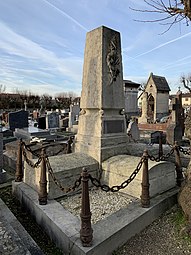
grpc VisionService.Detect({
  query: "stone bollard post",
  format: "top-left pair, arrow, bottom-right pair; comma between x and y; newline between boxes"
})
15,139 -> 23,182
80,167 -> 93,247
174,141 -> 184,187
38,148 -> 47,205
158,133 -> 163,158
141,150 -> 150,208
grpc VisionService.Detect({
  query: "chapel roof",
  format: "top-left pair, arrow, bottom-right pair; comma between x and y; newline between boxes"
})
149,72 -> 171,92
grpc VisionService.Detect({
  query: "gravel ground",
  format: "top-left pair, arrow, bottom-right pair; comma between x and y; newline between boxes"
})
1,184 -> 191,255
59,188 -> 136,224
59,189 -> 191,255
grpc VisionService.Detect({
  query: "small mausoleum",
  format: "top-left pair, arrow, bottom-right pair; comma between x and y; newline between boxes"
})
139,72 -> 171,123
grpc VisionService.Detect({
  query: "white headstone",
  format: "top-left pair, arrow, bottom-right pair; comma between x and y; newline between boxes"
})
127,120 -> 140,141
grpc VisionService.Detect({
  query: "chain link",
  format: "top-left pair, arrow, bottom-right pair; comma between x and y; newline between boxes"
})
21,142 -> 42,168
22,141 -> 41,158
45,156 -> 82,193
178,146 -> 191,155
148,147 -> 174,162
89,156 -> 145,192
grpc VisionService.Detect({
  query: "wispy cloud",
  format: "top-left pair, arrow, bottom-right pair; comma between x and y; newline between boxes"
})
41,0 -> 88,32
0,22 -> 83,82
161,55 -> 191,71
134,31 -> 191,58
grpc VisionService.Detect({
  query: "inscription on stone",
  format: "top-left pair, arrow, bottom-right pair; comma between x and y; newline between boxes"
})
104,120 -> 124,134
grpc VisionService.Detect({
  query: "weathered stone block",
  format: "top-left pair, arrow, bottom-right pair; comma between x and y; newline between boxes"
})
24,152 -> 99,199
102,155 -> 176,198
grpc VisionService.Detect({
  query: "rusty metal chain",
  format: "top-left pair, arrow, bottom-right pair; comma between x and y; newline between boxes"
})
89,156 -> 146,193
178,146 -> 191,155
167,142 -> 173,148
21,143 -> 42,168
148,147 -> 174,162
45,156 -> 82,193
22,141 -> 41,157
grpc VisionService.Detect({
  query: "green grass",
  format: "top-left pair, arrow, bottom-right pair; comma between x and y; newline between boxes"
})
172,206 -> 191,243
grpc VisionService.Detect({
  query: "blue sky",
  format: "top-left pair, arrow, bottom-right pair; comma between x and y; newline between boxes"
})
0,0 -> 190,96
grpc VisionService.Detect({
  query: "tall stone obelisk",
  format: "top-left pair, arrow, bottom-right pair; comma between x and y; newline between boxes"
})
75,26 -> 128,164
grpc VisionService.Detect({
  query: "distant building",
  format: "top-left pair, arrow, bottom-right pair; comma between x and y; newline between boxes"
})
123,80 -> 140,120
170,92 -> 191,113
139,72 -> 171,123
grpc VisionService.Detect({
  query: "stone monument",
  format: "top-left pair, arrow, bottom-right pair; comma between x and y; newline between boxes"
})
75,26 -> 128,164
166,91 -> 183,144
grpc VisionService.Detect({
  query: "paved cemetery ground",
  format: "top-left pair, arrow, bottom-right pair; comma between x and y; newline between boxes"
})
1,181 -> 191,255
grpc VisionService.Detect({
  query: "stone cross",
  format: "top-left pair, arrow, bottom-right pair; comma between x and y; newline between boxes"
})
24,100 -> 27,111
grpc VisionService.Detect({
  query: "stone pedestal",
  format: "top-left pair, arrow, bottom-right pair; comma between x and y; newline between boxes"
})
166,124 -> 182,145
75,26 -> 128,164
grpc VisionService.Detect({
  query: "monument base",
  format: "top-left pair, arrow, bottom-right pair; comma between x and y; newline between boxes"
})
75,134 -> 129,163
75,109 -> 129,164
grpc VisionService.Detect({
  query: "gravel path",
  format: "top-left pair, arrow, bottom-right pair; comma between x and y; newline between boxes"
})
114,205 -> 191,255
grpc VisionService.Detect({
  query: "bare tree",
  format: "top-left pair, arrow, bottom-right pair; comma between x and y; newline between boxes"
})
138,81 -> 147,92
180,73 -> 191,92
0,84 -> 6,93
131,0 -> 191,32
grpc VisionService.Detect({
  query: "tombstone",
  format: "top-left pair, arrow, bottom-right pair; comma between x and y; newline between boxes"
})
166,92 -> 183,145
127,119 -> 140,141
33,110 -> 39,120
150,131 -> 166,144
8,110 -> 29,131
0,133 -> 6,183
46,112 -> 59,129
14,126 -> 51,140
2,112 -> 9,124
24,100 -> 27,111
138,92 -> 148,124
68,103 -> 80,128
38,116 -> 46,129
75,26 -> 128,164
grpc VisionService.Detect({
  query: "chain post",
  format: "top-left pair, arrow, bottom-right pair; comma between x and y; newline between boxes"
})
15,138 -> 23,182
174,141 -> 184,187
80,167 -> 93,247
158,132 -> 163,158
66,136 -> 73,154
141,150 -> 150,208
38,148 -> 47,205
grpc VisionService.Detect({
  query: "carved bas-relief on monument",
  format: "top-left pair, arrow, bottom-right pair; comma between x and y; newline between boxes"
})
106,35 -> 120,85
74,26 -> 129,164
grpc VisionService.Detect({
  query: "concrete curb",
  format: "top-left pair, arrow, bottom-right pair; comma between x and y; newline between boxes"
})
0,198 -> 45,255
12,181 -> 178,255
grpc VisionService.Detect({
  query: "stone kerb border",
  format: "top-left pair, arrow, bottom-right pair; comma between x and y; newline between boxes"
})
12,181 -> 178,255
